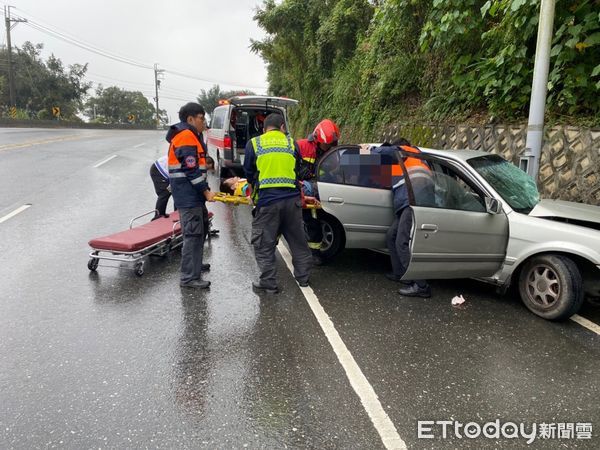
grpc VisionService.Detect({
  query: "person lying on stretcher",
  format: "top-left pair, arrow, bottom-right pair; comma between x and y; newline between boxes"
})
219,177 -> 320,208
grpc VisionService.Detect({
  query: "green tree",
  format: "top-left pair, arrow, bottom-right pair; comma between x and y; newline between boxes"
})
253,0 -> 599,141
252,0 -> 373,136
197,84 -> 255,115
85,85 -> 160,125
0,41 -> 90,119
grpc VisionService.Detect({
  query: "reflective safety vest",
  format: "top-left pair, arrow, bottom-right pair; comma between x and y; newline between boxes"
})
390,145 -> 432,213
167,126 -> 209,208
251,130 -> 297,190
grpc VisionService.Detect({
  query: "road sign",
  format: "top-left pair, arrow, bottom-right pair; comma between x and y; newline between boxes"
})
128,114 -> 135,123
52,106 -> 60,117
9,106 -> 17,118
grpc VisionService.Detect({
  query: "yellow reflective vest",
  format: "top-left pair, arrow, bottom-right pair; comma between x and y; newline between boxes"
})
251,130 -> 297,190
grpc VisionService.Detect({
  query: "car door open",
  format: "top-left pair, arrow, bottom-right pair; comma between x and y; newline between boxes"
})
401,155 -> 509,280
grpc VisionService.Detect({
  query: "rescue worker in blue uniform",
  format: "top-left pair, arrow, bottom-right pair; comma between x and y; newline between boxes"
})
243,113 -> 312,293
373,139 -> 434,298
167,102 -> 215,289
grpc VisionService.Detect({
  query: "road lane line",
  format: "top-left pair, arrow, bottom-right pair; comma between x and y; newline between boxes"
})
0,204 -> 32,224
571,314 -> 600,336
277,242 -> 406,450
133,143 -> 145,148
0,134 -> 102,152
93,154 -> 117,168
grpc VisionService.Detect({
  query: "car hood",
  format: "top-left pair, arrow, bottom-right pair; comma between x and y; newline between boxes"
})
529,199 -> 600,225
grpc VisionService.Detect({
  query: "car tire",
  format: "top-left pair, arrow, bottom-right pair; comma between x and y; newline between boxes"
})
518,254 -> 584,320
318,213 -> 345,260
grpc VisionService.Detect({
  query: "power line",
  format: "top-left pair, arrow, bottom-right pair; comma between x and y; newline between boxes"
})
9,6 -> 268,90
20,19 -> 153,69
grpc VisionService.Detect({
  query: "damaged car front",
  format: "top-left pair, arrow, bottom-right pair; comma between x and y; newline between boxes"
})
468,153 -> 600,320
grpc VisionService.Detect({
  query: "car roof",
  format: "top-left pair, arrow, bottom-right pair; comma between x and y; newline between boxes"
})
229,95 -> 299,108
418,147 -> 491,162
360,144 -> 492,162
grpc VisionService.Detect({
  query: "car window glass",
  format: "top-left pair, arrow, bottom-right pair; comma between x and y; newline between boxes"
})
210,107 -> 226,129
468,154 -> 539,213
318,151 -> 343,184
338,148 -> 392,189
419,160 -> 486,212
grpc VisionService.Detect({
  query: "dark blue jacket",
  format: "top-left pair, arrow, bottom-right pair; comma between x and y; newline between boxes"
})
372,145 -> 410,214
166,122 -> 209,209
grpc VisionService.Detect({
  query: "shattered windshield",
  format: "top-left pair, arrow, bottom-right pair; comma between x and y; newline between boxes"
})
468,154 -> 540,213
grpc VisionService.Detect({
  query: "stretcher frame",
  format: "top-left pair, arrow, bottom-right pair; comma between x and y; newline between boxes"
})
87,210 -> 184,276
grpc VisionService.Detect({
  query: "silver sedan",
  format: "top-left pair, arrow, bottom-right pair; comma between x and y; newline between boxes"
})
312,145 -> 600,321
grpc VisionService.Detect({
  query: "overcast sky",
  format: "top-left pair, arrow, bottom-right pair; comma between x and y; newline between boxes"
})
2,0 -> 269,122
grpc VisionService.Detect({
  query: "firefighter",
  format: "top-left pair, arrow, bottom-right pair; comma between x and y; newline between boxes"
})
167,102 -> 216,289
297,119 -> 340,265
374,139 -> 434,298
244,113 -> 312,293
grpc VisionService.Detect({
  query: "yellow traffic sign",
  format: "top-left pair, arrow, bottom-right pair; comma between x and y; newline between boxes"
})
127,114 -> 135,123
9,106 -> 17,118
52,106 -> 60,117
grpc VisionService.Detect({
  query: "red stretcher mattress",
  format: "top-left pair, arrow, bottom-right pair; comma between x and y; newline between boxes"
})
89,212 -> 182,252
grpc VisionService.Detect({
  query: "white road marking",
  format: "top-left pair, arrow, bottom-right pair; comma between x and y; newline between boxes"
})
0,134 -> 101,152
277,242 -> 407,450
93,154 -> 117,168
571,314 -> 600,336
0,204 -> 32,224
133,143 -> 145,148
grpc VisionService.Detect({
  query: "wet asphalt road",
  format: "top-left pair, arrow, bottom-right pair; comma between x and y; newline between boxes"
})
1,128 -> 599,449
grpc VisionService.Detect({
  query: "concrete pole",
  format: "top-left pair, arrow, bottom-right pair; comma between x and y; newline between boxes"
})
4,6 -> 16,107
523,0 -> 555,182
154,63 -> 161,128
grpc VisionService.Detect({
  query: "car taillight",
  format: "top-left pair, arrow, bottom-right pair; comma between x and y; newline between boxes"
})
224,135 -> 232,149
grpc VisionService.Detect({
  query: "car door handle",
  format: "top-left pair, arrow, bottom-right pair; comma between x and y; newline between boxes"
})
420,224 -> 438,232
328,197 -> 344,204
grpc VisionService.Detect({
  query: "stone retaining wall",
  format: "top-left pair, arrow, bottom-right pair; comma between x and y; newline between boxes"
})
382,124 -> 600,206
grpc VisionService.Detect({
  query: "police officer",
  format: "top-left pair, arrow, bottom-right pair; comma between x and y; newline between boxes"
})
244,113 -> 312,293
167,102 -> 215,289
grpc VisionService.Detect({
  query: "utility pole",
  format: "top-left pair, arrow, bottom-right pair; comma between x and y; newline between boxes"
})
4,5 -> 27,107
522,0 -> 555,182
153,63 -> 164,128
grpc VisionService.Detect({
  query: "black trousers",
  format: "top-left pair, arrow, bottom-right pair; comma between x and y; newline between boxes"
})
386,207 -> 428,288
150,164 -> 171,217
251,197 -> 312,288
179,207 -> 206,283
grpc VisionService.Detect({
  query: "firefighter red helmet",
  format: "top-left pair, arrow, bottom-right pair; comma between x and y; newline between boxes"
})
313,119 -> 340,145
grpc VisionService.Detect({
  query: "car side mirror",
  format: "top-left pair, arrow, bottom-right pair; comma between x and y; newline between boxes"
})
485,197 -> 502,215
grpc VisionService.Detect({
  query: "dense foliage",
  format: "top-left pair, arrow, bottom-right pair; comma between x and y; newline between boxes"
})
252,0 -> 600,140
84,85 -> 163,125
0,42 -> 90,120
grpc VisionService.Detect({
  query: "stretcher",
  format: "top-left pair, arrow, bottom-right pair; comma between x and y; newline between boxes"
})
214,192 -> 251,205
213,192 -> 322,209
87,209 -> 215,276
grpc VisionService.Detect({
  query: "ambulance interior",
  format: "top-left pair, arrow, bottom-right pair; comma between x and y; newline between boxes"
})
225,107 -> 284,177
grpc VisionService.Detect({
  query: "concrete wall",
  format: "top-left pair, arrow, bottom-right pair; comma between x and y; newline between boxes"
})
381,124 -> 600,206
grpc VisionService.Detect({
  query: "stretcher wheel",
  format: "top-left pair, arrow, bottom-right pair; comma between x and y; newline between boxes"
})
87,257 -> 99,271
134,262 -> 144,277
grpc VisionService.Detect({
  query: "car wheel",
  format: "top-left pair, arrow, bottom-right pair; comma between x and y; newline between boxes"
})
518,254 -> 584,320
318,213 -> 345,260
